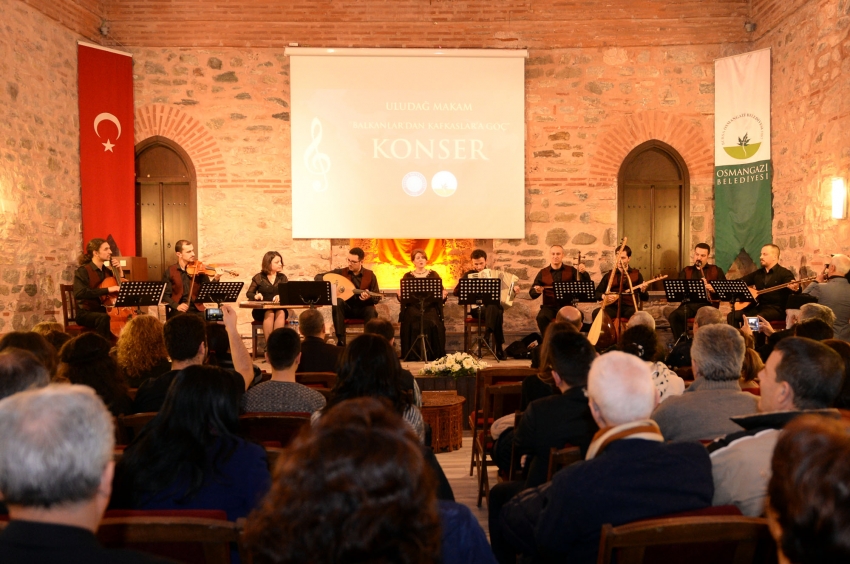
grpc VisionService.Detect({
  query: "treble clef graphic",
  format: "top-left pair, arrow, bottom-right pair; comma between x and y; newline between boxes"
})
304,118 -> 331,192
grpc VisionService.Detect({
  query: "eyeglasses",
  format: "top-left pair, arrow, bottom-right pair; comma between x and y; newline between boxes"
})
347,259 -> 361,264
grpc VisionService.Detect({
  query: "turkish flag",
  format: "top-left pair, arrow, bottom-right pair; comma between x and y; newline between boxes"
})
78,42 -> 135,256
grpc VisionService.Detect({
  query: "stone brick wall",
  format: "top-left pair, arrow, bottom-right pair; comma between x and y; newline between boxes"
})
0,1 -> 85,331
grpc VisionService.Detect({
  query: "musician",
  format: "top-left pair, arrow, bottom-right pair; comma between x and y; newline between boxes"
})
802,253 -> 850,341
162,239 -> 220,320
666,243 -> 727,340
400,249 -> 448,360
592,245 -> 649,322
246,251 -> 289,340
319,247 -> 381,347
453,249 -> 520,360
530,245 -> 591,335
73,238 -> 120,339
727,243 -> 799,327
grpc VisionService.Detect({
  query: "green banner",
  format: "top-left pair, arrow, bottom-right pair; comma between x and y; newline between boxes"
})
714,160 -> 773,271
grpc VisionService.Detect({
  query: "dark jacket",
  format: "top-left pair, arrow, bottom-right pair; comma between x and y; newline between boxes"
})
500,439 -> 713,563
296,336 -> 343,373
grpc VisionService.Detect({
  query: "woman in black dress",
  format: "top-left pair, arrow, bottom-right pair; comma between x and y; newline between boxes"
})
399,248 -> 448,360
246,251 -> 288,338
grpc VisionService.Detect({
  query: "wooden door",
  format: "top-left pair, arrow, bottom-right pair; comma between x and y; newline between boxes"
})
618,141 -> 689,286
135,139 -> 197,281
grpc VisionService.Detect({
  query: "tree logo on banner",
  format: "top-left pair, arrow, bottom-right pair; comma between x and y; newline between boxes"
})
720,112 -> 764,160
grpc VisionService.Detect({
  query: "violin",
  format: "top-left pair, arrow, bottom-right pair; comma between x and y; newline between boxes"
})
186,261 -> 239,277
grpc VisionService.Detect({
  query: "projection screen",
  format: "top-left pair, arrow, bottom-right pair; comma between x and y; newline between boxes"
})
286,48 -> 528,239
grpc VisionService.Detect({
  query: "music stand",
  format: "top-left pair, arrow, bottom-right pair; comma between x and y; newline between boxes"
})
554,281 -> 596,307
457,278 -> 501,361
663,279 -> 710,346
197,282 -> 244,308
116,281 -> 168,315
400,278 -> 443,362
710,280 -> 754,320
278,281 -> 333,308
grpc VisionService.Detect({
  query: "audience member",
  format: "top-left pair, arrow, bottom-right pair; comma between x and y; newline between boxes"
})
365,318 -> 422,407
529,307 -> 581,369
57,333 -> 134,417
0,349 -> 50,400
626,310 -> 656,331
739,347 -> 764,391
767,415 -> 850,564
296,308 -> 342,373
749,302 -> 836,361
652,324 -> 757,442
801,252 -> 850,341
30,321 -> 64,335
823,339 -> 850,409
133,306 -> 253,413
793,318 -> 834,341
497,352 -> 713,564
525,321 -> 573,401
116,314 -> 171,388
43,330 -> 71,355
112,365 -> 270,525
0,331 -> 58,376
666,305 -> 725,368
245,398 -> 493,564
619,324 -> 685,402
206,322 -> 261,385
242,327 -> 326,414
0,385 -> 167,563
709,337 -> 844,516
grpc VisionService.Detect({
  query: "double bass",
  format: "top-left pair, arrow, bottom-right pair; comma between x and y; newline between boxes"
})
98,260 -> 135,338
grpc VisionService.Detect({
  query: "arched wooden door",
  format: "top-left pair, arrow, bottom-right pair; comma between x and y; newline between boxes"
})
135,137 -> 197,282
617,140 -> 690,284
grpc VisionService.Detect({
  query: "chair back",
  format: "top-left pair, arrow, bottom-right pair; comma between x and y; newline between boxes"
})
480,382 -> 523,441
597,515 -> 776,564
295,371 -> 337,390
546,444 -> 583,481
116,412 -> 158,445
238,413 -> 311,448
97,511 -> 242,564
59,283 -> 81,330
470,367 -> 537,431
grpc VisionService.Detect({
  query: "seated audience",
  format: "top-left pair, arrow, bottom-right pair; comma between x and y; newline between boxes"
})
525,321 -> 574,401
767,415 -> 850,564
206,322 -> 261,385
116,314 -> 171,388
43,330 -> 71,354
709,337 -> 844,516
666,305 -> 725,368
364,317 -> 421,407
134,306 -> 253,413
626,310 -> 656,331
0,331 -> 58,376
0,349 -> 50,400
739,347 -> 764,391
0,385 -> 167,563
801,252 -> 850,341
793,318 -> 834,341
242,327 -> 326,414
57,333 -> 134,417
112,365 -> 271,524
296,308 -> 342,373
30,321 -> 64,335
497,352 -> 713,564
619,324 -> 685,402
823,339 -> 850,409
652,324 -> 757,442
749,302 -> 836,361
244,397 -> 494,564
530,306 -> 581,368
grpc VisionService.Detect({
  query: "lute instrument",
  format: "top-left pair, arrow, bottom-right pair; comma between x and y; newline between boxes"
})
733,276 -> 815,310
322,273 -> 398,301
603,274 -> 669,305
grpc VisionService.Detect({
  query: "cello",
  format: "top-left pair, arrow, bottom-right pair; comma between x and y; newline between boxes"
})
98,260 -> 135,338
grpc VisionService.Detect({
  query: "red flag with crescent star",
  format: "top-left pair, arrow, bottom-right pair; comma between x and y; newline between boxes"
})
77,42 -> 135,256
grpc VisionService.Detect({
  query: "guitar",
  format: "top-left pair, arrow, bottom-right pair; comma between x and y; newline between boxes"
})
733,276 -> 816,311
322,273 -> 398,301
602,274 -> 669,305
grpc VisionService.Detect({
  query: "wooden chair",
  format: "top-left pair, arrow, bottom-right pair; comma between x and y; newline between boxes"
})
116,412 -> 158,445
475,382 -> 523,507
97,513 -> 244,564
546,444 -> 583,481
596,515 -> 775,564
59,283 -> 88,336
469,367 -> 538,476
463,305 -> 494,354
295,371 -> 337,390
264,445 -> 285,469
238,412 -> 311,448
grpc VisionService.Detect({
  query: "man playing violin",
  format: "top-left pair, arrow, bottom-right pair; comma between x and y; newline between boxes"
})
530,245 -> 591,335
667,243 -> 727,340
727,243 -> 799,327
162,240 -> 221,320
73,238 -> 121,339
318,247 -> 381,347
592,245 -> 649,322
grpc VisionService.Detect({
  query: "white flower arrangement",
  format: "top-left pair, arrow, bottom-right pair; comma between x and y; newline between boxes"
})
419,352 -> 488,378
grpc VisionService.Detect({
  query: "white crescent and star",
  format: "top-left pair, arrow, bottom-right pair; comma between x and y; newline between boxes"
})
94,113 -> 121,153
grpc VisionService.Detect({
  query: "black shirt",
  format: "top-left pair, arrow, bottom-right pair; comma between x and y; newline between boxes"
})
246,272 -> 288,301
739,264 -> 796,309
329,267 -> 381,304
529,265 -> 591,307
161,265 -> 211,309
73,262 -> 113,312
595,268 -> 648,302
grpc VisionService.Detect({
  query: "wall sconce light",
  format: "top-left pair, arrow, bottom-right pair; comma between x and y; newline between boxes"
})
832,177 -> 847,219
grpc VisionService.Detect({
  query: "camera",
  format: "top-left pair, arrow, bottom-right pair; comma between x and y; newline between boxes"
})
205,307 -> 224,322
746,316 -> 759,332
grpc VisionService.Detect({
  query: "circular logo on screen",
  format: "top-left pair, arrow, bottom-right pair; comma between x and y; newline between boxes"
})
431,171 -> 457,197
402,172 -> 427,197
720,113 -> 764,160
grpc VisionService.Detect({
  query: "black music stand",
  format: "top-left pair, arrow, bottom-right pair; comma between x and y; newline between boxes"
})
457,278 -> 501,361
278,281 -> 333,308
115,281 -> 168,315
663,279 -> 710,346
197,282 -> 244,308
400,278 -> 443,362
554,281 -> 596,308
710,280 -> 754,321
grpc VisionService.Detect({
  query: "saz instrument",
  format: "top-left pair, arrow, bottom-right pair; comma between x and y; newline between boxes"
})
322,273 -> 397,301
603,274 -> 669,305
733,276 -> 816,311
468,268 -> 520,308
588,237 -> 629,346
